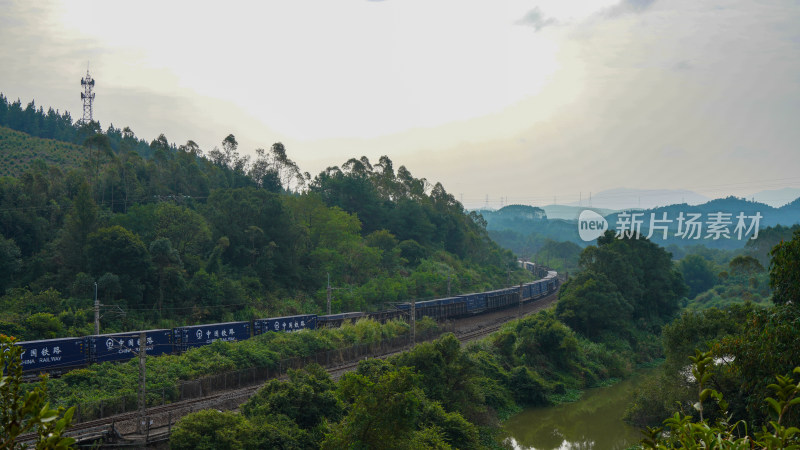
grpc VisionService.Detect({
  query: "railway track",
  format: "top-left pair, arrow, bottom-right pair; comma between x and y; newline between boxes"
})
18,290 -> 559,447
454,290 -> 559,343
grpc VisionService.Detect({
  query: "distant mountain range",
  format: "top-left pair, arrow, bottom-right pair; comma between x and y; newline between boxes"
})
541,205 -> 617,220
603,196 -> 800,249
563,188 -> 711,210
557,187 -> 800,210
752,187 -> 800,208
476,195 -> 800,250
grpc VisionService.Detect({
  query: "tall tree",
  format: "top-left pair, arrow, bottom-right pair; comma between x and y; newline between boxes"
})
82,133 -> 111,190
57,182 -> 98,276
769,228 -> 800,305
679,254 -> 717,298
0,235 -> 21,293
86,225 -> 151,306
149,238 -> 183,315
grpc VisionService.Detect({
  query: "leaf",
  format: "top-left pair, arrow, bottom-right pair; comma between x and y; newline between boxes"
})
765,397 -> 782,416
40,413 -> 59,423
63,407 -> 75,422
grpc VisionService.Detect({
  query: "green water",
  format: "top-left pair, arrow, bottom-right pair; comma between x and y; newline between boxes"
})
503,372 -> 651,450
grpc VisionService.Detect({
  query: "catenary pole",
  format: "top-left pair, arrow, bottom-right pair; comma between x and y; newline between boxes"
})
327,273 -> 332,316
138,332 -> 147,434
94,282 -> 99,335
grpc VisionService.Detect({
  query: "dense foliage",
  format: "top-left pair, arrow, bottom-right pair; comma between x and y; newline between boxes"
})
556,230 -> 687,338
626,229 -> 800,446
768,228 -> 800,305
0,98 -> 527,340
171,309 -> 658,449
679,253 -> 771,310
0,126 -> 87,178
489,226 -> 583,272
44,317 -> 425,407
641,352 -> 800,449
171,235 -> 692,448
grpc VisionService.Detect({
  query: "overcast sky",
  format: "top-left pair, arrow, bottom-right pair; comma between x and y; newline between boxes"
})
2,0 -> 799,209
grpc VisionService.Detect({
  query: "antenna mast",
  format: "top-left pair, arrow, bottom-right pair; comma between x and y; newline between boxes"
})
80,63 -> 95,123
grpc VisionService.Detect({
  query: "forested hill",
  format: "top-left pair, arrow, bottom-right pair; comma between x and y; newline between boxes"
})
0,94 -> 157,161
0,97 -> 526,342
0,126 -> 88,177
605,196 -> 800,232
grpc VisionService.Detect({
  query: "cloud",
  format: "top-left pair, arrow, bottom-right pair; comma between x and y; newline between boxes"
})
515,7 -> 557,32
604,0 -> 657,18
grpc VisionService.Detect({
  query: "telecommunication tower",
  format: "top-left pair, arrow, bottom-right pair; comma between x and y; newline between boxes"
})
80,64 -> 95,123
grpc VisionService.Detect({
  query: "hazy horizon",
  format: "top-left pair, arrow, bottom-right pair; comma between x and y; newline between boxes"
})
2,0 -> 799,210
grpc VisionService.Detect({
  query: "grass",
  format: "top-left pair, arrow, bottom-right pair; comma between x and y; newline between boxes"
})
547,388 -> 583,405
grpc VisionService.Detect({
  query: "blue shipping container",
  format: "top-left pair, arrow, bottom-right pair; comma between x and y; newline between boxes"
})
174,321 -> 251,352
16,337 -> 88,374
460,292 -> 487,312
91,329 -> 173,363
254,314 -> 317,335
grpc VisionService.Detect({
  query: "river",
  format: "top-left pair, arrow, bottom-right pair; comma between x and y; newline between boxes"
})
503,371 -> 652,450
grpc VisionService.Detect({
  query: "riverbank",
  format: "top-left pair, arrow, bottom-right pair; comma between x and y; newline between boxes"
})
503,368 -> 657,450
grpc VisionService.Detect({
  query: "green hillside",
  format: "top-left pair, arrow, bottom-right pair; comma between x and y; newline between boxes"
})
0,125 -> 87,177
0,108 -> 529,342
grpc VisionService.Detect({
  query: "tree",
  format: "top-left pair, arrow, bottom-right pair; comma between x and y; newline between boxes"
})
268,142 -> 303,192
149,238 -> 182,315
241,364 -> 342,430
393,333 -> 488,418
769,229 -> 800,305
580,231 -> 685,324
514,310 -> 579,368
0,235 -> 21,293
247,148 -> 281,192
86,226 -> 150,280
222,134 -> 238,165
203,188 -> 297,285
57,182 -> 98,276
365,229 -> 402,270
728,255 -> 764,277
718,303 -> 800,426
745,224 -> 799,267
23,313 -> 63,339
679,254 -> 717,298
179,139 -> 202,157
83,133 -> 112,189
170,410 -> 250,450
153,202 -> 211,272
641,351 -> 800,449
207,134 -> 249,177
86,226 -> 151,305
322,367 -> 424,449
97,272 -> 121,304
1,335 -> 76,449
556,271 -> 632,339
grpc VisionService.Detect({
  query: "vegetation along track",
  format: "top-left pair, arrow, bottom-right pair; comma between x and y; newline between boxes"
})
22,290 -> 559,447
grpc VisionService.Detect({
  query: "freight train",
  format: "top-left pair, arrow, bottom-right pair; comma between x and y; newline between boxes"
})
14,263 -> 557,377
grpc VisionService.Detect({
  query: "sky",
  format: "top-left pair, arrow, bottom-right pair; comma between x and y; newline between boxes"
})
1,0 -> 799,209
